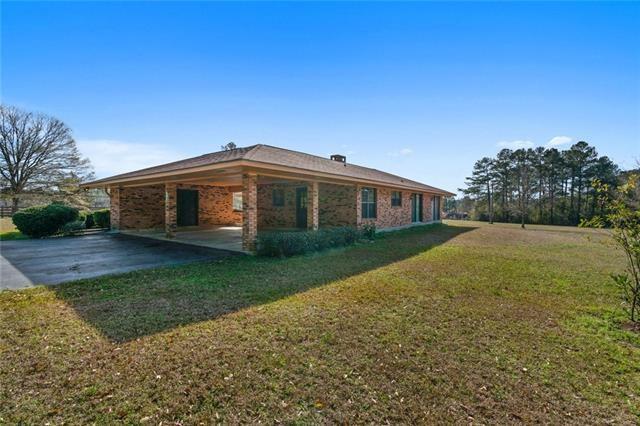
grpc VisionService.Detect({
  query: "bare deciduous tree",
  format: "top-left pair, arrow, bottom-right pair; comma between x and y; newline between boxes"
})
0,105 -> 93,212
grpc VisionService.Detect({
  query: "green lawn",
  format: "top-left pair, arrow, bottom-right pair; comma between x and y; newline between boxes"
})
0,217 -> 26,240
1,221 -> 638,423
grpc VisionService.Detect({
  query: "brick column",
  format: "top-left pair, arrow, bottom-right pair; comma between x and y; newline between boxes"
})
424,194 -> 433,222
242,173 -> 258,252
355,185 -> 362,228
307,181 -> 319,230
109,187 -> 121,231
165,183 -> 177,238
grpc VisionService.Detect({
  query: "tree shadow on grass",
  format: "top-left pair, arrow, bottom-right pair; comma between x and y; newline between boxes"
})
54,223 -> 477,343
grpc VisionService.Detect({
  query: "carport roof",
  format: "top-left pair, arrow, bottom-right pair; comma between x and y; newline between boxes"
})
84,144 -> 454,196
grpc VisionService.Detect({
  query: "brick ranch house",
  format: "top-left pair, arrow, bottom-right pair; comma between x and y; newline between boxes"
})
83,144 -> 454,252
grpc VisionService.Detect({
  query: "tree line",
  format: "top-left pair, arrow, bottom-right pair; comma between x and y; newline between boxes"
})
453,141 -> 623,227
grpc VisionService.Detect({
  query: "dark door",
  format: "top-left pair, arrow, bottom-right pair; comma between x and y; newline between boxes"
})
295,187 -> 308,228
177,189 -> 199,227
432,196 -> 440,221
411,194 -> 422,222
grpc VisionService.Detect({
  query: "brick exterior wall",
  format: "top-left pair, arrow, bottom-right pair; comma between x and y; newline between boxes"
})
423,193 -> 434,222
257,181 -> 307,229
318,183 -> 357,227
119,184 -> 165,230
370,187 -> 412,229
176,184 -> 242,226
356,185 -> 442,229
111,183 -> 242,231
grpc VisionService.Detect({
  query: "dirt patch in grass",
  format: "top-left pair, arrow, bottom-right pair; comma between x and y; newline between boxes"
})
623,321 -> 640,334
1,221 -> 638,423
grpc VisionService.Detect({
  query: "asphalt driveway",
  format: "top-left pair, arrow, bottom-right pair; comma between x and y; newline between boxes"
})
0,233 -> 239,290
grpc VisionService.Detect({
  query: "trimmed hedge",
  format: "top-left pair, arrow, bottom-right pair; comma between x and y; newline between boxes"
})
92,209 -> 110,228
257,226 -> 360,257
12,203 -> 79,238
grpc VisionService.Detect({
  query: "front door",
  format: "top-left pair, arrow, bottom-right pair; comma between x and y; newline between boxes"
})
295,187 -> 308,228
177,189 -> 199,227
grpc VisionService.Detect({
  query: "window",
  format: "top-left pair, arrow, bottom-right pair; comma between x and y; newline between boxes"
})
361,187 -> 377,219
391,191 -> 402,207
272,188 -> 285,207
232,192 -> 243,211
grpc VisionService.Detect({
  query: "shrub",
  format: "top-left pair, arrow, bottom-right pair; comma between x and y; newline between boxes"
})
257,232 -> 308,257
361,223 -> 376,240
93,209 -> 110,228
61,220 -> 86,236
84,213 -> 95,229
257,226 -> 360,257
319,226 -> 359,248
12,203 -> 79,238
581,174 -> 640,322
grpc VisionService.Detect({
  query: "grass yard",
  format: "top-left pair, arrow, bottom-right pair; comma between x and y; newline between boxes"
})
0,221 -> 638,423
0,217 -> 26,240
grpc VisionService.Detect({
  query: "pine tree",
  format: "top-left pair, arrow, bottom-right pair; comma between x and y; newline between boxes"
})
462,157 -> 495,224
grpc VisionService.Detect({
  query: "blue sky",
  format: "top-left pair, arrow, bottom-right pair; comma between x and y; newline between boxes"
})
2,1 -> 639,194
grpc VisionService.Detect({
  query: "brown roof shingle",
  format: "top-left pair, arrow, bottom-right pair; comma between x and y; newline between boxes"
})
85,144 -> 453,195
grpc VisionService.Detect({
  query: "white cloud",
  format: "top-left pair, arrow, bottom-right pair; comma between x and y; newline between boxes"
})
388,148 -> 413,157
496,140 -> 534,149
546,136 -> 572,147
77,139 -> 187,178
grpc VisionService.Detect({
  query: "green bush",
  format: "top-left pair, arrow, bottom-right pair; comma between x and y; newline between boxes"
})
257,226 -> 360,257
361,223 -> 376,240
61,220 -> 86,236
93,209 -> 110,228
12,203 -> 79,238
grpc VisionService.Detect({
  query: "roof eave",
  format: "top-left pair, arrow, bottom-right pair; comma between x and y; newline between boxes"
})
81,158 -> 455,196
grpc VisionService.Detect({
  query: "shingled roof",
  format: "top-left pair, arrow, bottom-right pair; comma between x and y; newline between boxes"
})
85,144 -> 453,195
